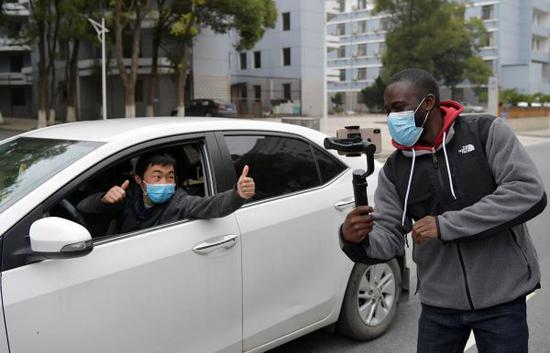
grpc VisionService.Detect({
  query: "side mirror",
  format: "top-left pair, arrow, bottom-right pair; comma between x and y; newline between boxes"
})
29,217 -> 93,259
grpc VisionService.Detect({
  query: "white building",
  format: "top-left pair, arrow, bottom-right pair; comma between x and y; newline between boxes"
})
326,0 -> 389,113
229,0 -> 325,117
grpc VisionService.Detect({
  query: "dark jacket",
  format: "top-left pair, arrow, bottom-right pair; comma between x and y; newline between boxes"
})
77,183 -> 244,234
342,100 -> 547,310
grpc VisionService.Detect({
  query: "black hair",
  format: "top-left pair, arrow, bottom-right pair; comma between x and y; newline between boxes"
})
387,68 -> 440,101
135,152 -> 176,178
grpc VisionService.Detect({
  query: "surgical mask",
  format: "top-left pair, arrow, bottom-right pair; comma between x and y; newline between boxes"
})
143,182 -> 175,204
387,97 -> 430,147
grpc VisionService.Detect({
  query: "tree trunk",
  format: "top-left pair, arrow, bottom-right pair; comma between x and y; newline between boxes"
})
113,0 -> 146,118
177,45 -> 191,117
147,28 -> 161,117
37,23 -> 48,128
66,40 -> 80,122
125,84 -> 136,118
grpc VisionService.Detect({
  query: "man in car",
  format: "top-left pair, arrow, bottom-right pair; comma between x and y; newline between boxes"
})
78,152 -> 255,234
340,68 -> 547,353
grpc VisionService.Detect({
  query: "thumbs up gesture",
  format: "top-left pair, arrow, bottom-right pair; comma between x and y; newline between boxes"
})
237,165 -> 255,200
101,180 -> 130,205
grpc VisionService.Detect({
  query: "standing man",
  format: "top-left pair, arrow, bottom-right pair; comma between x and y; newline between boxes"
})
341,68 -> 546,353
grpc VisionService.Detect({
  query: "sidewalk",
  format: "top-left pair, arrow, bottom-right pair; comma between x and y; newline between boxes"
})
0,117 -> 39,132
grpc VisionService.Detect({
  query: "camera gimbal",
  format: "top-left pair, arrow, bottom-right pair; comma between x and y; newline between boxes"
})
324,136 -> 376,207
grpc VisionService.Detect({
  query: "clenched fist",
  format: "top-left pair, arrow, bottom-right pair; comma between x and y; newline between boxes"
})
412,216 -> 438,244
342,206 -> 374,243
237,165 -> 255,200
101,180 -> 130,205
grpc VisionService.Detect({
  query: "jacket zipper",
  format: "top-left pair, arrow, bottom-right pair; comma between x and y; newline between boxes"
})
510,229 -> 532,280
433,149 -> 474,309
456,244 -> 475,309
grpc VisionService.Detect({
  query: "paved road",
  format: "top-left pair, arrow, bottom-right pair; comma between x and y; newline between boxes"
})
270,140 -> 550,353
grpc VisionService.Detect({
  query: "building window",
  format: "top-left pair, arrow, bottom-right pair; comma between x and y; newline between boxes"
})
337,23 -> 346,35
339,69 -> 346,82
338,46 -> 346,58
338,0 -> 345,12
254,51 -> 261,68
254,85 -> 261,102
240,52 -> 247,70
282,12 -> 290,31
378,42 -> 386,55
9,55 -> 23,72
379,18 -> 392,31
283,83 -> 291,100
357,0 -> 367,10
241,85 -> 248,99
357,67 -> 367,80
357,20 -> 367,33
481,5 -> 494,20
532,36 -> 548,51
11,87 -> 25,106
482,32 -> 495,47
356,43 -> 367,56
135,80 -> 143,102
283,47 -> 291,66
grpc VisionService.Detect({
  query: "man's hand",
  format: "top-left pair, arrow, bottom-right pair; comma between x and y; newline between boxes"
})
101,180 -> 130,205
342,206 -> 374,243
237,165 -> 255,200
412,216 -> 438,244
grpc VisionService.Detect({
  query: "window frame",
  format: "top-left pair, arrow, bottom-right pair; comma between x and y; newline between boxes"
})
240,52 -> 247,70
254,51 -> 262,69
282,12 -> 291,31
1,132 -> 228,272
282,47 -> 291,66
214,130 -> 348,207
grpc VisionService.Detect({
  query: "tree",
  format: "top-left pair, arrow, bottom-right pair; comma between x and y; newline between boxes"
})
169,0 -> 277,116
331,92 -> 344,113
376,0 -> 491,99
360,76 -> 386,112
113,0 -> 149,118
58,0 -> 98,122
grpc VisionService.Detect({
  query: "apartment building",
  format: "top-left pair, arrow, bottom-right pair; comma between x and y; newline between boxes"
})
326,0 -> 550,112
0,1 -> 32,119
229,0 -> 325,117
464,0 -> 550,95
326,0 -> 389,113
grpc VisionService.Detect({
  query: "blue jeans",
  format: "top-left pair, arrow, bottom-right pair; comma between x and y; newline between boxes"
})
417,296 -> 528,353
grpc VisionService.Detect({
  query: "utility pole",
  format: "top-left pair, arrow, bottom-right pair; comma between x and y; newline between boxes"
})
88,18 -> 109,120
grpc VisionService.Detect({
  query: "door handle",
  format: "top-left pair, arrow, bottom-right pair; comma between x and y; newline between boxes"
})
334,197 -> 355,211
193,234 -> 239,255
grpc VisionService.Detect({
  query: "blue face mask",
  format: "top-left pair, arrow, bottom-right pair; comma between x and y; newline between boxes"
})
387,97 -> 430,147
144,182 -> 175,204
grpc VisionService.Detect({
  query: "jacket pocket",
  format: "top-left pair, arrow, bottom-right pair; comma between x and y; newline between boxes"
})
510,228 -> 532,281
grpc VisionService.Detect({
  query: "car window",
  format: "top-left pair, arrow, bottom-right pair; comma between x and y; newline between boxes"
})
46,141 -> 209,238
0,137 -> 102,214
224,135 -> 321,202
312,146 -> 347,183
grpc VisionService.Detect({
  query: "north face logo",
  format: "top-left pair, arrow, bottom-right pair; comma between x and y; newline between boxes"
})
458,144 -> 475,154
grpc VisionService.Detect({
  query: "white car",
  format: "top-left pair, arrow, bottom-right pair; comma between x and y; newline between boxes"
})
0,118 -> 408,353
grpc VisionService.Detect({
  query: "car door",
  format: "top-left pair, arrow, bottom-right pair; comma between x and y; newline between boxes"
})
219,132 -> 352,351
0,136 -> 243,353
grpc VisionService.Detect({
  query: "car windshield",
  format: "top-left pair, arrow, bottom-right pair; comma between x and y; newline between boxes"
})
0,137 -> 102,214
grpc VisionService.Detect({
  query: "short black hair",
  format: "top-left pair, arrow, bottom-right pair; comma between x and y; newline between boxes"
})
387,68 -> 440,101
135,152 -> 176,178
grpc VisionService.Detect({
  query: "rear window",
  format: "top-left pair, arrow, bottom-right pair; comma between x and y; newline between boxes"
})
0,137 -> 102,213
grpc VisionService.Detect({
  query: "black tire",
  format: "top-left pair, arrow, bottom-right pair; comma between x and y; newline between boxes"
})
336,259 -> 402,341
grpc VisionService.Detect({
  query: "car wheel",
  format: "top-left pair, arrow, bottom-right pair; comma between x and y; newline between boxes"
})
337,259 -> 401,341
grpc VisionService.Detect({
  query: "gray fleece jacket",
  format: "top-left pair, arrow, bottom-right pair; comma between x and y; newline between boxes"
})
342,101 -> 547,310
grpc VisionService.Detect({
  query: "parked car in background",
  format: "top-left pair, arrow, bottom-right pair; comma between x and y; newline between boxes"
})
171,99 -> 237,118
0,118 -> 409,353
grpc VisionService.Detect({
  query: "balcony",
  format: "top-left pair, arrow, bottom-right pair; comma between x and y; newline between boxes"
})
76,57 -> 175,76
0,38 -> 31,52
0,68 -> 32,85
326,34 -> 340,49
326,68 -> 340,83
531,50 -> 550,63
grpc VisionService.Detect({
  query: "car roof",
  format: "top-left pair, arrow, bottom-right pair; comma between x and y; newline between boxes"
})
20,117 -> 326,144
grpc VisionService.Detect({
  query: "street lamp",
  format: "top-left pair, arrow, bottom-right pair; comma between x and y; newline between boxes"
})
88,17 -> 109,120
